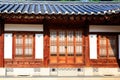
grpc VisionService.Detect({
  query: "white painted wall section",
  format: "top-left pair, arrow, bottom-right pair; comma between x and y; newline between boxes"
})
119,35 -> 120,59
90,25 -> 120,32
35,34 -> 43,59
89,34 -> 97,59
5,24 -> 43,31
4,33 -> 12,59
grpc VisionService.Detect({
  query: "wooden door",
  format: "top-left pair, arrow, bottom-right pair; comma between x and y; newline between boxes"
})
49,30 -> 84,65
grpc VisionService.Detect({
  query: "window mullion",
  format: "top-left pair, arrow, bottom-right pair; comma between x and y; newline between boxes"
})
106,36 -> 109,59
23,34 -> 25,59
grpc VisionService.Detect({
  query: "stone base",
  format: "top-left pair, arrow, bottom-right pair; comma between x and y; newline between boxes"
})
0,68 -> 120,77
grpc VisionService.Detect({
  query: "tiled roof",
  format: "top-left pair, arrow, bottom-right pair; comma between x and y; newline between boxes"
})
0,2 -> 120,15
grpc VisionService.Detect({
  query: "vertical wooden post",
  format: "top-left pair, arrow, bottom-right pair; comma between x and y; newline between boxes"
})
84,18 -> 90,67
43,19 -> 49,67
0,18 -> 4,67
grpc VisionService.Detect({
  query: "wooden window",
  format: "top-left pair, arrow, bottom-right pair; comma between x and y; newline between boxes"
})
98,35 -> 117,58
14,34 -> 34,58
24,34 -> 33,57
15,34 -> 23,57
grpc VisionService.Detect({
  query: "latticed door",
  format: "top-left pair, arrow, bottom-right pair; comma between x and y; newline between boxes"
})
49,30 -> 84,65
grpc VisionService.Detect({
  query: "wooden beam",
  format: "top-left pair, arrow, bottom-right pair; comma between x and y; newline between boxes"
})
0,18 -> 4,67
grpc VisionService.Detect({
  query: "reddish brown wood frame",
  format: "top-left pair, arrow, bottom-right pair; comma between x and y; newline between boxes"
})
0,19 -> 4,67
4,32 -> 44,68
49,29 -> 85,66
0,13 -> 120,68
90,33 -> 119,67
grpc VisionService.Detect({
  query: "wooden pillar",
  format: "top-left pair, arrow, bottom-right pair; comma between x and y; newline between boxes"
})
0,18 -> 4,67
84,19 -> 90,67
43,19 -> 49,67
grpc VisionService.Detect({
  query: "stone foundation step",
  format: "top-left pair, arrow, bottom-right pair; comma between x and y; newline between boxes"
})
0,77 -> 120,80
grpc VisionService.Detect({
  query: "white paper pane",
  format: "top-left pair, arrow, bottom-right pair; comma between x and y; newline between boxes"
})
59,46 -> 65,54
4,33 -> 12,59
35,34 -> 43,59
50,46 -> 57,54
75,31 -> 82,42
89,34 -> 97,59
67,46 -> 74,54
67,31 -> 74,42
76,46 -> 82,54
59,31 -> 65,41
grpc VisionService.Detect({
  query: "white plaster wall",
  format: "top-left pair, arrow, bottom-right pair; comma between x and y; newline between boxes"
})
5,24 -> 43,31
89,34 -> 97,59
93,68 -> 120,76
4,33 -> 12,59
35,34 -> 43,59
7,68 -> 34,77
90,25 -> 120,32
40,68 -> 50,76
84,68 -> 93,76
0,68 -> 5,76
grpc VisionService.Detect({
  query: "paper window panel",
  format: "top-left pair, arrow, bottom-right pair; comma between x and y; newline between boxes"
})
16,35 -> 23,45
50,46 -> 57,54
76,46 -> 82,54
50,31 -> 57,41
25,48 -> 32,55
100,39 -> 106,45
25,38 -> 32,44
100,49 -> 107,57
16,34 -> 23,56
67,46 -> 74,54
59,31 -> 65,42
16,48 -> 23,56
75,31 -> 82,42
67,31 -> 74,42
59,46 -> 65,54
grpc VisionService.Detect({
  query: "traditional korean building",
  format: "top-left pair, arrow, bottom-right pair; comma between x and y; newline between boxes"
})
0,1 -> 120,77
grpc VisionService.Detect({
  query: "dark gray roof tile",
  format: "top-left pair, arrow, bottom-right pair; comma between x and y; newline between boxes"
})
0,2 -> 119,15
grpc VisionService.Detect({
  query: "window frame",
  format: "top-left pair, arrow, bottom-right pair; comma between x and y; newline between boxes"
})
97,34 -> 118,59
13,33 -> 35,59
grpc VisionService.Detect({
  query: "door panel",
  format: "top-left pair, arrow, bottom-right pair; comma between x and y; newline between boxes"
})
58,31 -> 66,64
50,30 -> 58,64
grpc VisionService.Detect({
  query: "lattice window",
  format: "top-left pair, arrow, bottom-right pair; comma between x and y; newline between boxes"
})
25,34 -> 33,56
14,34 -> 34,58
15,34 -> 23,56
99,35 -> 117,58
